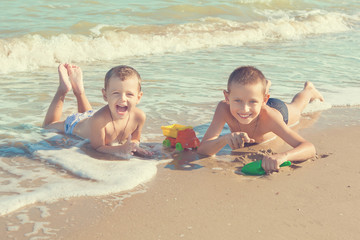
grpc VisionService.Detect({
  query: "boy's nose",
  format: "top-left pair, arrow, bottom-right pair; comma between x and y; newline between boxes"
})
119,94 -> 126,102
240,103 -> 250,112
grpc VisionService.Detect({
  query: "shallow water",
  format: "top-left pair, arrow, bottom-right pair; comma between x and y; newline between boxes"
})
0,0 -> 359,217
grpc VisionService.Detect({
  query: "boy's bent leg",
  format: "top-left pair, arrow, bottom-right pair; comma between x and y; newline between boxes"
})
75,93 -> 92,113
67,65 -> 92,113
43,64 -> 72,127
286,81 -> 324,125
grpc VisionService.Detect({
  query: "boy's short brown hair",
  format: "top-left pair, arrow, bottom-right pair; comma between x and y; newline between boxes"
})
228,66 -> 266,94
104,65 -> 142,91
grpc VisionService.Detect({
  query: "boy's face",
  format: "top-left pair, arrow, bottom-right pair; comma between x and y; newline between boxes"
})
102,75 -> 143,119
224,82 -> 267,125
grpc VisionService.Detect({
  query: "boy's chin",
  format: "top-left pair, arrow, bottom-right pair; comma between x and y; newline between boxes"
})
237,119 -> 252,125
117,111 -> 129,118
117,113 -> 127,118
236,116 -> 257,125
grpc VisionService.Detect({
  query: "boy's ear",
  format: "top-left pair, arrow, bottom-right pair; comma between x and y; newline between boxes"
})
223,90 -> 230,103
264,93 -> 270,104
136,91 -> 143,104
102,88 -> 108,101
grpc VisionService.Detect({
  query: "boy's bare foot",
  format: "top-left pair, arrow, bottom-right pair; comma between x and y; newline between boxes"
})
304,81 -> 324,102
58,63 -> 72,94
67,64 -> 85,96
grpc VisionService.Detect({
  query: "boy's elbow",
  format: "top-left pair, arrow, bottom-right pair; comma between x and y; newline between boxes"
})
42,121 -> 50,129
196,145 -> 212,156
196,146 -> 206,155
90,139 -> 105,152
304,141 -> 316,158
196,147 -> 208,155
309,142 -> 316,157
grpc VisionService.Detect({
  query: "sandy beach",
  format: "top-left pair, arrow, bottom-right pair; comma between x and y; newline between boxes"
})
2,107 -> 360,240
1,1 -> 359,239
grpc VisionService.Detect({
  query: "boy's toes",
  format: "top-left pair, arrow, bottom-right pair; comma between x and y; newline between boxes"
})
58,64 -> 72,93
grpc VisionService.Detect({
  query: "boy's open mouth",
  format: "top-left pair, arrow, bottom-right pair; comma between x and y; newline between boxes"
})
116,105 -> 128,114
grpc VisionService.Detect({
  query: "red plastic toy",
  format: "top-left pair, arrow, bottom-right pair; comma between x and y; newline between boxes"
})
161,124 -> 200,151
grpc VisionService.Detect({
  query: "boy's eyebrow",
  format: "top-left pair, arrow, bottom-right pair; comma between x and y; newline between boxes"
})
232,97 -> 243,101
110,89 -> 136,94
232,96 -> 260,101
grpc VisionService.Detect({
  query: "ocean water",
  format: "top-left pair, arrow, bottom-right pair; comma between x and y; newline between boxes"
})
1,0 -> 360,218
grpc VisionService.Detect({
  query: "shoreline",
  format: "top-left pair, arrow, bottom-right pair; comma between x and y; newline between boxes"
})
2,107 -> 360,239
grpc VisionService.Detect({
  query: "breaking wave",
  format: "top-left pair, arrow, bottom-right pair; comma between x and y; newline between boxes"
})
0,10 -> 358,74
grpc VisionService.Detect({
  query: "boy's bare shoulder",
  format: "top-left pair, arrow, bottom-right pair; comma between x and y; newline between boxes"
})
216,100 -> 229,111
216,100 -> 231,116
133,107 -> 146,123
260,105 -> 286,127
218,100 -> 227,107
90,106 -> 111,124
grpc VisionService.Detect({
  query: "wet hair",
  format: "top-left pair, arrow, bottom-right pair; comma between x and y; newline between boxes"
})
104,65 -> 142,91
227,66 -> 266,94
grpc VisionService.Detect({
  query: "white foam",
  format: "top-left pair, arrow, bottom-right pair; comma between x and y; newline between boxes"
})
25,221 -> 57,237
4,209 -> 60,239
0,10 -> 357,74
302,99 -> 332,114
17,213 -> 30,224
89,24 -> 111,36
323,86 -> 360,107
236,0 -> 272,3
7,225 -> 20,232
36,206 -> 50,218
0,146 -> 170,216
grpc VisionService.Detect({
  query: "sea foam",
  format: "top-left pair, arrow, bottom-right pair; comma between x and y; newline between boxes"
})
0,143 -> 170,216
0,10 -> 357,74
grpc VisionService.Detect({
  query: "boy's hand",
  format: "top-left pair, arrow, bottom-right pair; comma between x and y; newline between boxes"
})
133,144 -> 154,157
119,135 -> 138,155
262,154 -> 287,174
226,132 -> 255,150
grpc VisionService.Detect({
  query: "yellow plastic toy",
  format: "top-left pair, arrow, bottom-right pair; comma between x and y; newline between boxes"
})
161,124 -> 200,151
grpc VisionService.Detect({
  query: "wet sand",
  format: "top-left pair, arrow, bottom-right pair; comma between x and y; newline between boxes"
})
2,107 -> 360,240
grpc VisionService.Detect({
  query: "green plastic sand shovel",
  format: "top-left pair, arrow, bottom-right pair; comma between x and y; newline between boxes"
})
241,160 -> 291,176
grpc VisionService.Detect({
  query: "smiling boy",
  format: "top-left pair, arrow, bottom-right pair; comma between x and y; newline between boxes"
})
43,63 -> 152,157
197,66 -> 324,173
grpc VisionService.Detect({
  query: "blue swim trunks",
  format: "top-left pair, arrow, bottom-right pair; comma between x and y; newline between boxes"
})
266,98 -> 288,124
64,110 -> 94,135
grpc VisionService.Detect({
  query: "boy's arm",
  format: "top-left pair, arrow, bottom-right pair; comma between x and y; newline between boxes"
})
272,125 -> 315,161
130,109 -> 153,157
262,113 -> 316,172
95,136 -> 137,157
130,109 -> 146,143
197,102 -> 228,156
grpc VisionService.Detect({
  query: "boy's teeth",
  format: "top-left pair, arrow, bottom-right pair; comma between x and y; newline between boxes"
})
117,106 -> 128,112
